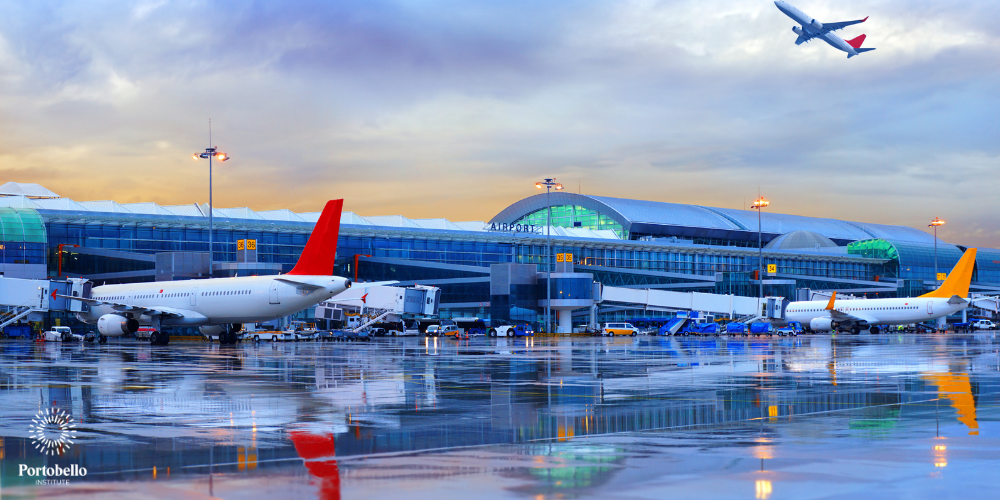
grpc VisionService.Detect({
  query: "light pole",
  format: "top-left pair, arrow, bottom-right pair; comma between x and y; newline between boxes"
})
536,178 -> 563,333
193,128 -> 230,276
929,217 -> 945,286
752,196 -> 769,315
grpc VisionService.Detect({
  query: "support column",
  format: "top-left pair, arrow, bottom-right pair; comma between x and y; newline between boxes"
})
557,309 -> 573,334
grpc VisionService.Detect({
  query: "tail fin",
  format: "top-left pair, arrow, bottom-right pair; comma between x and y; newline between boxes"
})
920,248 -> 977,299
287,199 -> 344,276
846,34 -> 866,49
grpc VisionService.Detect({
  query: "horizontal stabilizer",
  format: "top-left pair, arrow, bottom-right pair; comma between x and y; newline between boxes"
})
948,295 -> 969,305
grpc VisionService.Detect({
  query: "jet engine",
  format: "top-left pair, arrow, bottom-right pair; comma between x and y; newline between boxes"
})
200,325 -> 225,337
792,26 -> 804,36
810,19 -> 823,30
97,314 -> 139,336
809,317 -> 834,332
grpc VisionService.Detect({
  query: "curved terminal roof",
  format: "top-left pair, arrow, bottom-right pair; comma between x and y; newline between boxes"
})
491,193 -> 942,246
0,208 -> 47,243
765,231 -> 838,250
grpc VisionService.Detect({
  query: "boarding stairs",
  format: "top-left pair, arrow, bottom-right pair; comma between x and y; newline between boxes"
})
350,309 -> 393,333
0,306 -> 40,331
734,314 -> 763,324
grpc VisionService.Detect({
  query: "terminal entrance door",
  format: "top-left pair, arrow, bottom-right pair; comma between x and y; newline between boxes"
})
269,282 -> 280,304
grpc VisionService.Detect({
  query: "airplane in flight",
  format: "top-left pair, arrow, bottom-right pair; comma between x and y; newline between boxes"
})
782,248 -> 978,334
774,1 -> 875,58
66,199 -> 355,345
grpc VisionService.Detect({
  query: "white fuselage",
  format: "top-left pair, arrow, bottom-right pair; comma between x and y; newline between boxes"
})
785,296 -> 968,331
77,275 -> 351,330
774,1 -> 858,56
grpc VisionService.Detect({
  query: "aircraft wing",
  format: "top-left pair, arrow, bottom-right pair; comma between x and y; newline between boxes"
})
822,17 -> 868,32
275,278 -> 326,291
828,309 -> 876,325
57,294 -> 187,318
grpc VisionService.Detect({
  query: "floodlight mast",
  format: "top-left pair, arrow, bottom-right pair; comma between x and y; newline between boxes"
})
192,123 -> 230,276
535,178 -> 563,333
752,196 -> 769,316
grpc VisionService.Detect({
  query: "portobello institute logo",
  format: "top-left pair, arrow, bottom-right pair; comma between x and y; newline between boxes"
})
29,408 -> 78,455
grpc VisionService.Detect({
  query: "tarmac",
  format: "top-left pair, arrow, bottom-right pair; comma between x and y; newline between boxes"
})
1,333 -> 998,499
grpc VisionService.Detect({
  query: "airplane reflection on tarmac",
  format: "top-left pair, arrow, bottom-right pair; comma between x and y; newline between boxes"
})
0,334 -> 998,497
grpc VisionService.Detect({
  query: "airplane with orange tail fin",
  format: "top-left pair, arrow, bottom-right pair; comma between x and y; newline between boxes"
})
784,249 -> 977,334
775,1 -> 875,58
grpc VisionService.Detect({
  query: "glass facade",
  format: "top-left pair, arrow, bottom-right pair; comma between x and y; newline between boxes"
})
515,205 -> 626,238
849,239 -> 964,282
45,218 -> 309,269
0,208 -> 46,264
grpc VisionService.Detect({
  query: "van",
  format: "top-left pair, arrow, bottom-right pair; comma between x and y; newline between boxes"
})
603,323 -> 638,337
973,319 -> 997,330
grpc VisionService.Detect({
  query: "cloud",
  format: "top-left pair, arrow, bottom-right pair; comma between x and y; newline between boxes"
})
0,0 -> 998,246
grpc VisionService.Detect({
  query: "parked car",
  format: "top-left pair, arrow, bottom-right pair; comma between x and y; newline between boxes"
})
602,322 -> 639,337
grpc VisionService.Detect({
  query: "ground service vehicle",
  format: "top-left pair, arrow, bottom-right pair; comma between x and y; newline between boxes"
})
425,325 -> 442,337
3,324 -> 33,339
603,323 -> 639,337
490,325 -> 534,337
439,325 -> 461,337
973,319 -> 997,330
453,318 -> 488,336
43,326 -> 84,342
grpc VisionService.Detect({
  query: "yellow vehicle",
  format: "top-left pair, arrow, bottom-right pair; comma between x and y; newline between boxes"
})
602,322 -> 639,337
439,325 -> 461,337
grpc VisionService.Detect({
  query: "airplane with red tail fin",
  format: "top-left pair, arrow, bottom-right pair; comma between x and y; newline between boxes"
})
775,1 -> 875,58
65,200 -> 357,345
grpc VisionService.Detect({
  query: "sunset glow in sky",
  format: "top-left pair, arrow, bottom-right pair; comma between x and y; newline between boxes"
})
0,0 -> 997,244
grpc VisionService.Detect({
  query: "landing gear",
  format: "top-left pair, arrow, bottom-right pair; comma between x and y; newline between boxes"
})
98,334 -> 108,344
851,326 -> 861,335
150,331 -> 170,346
869,326 -> 880,335
218,329 -> 239,345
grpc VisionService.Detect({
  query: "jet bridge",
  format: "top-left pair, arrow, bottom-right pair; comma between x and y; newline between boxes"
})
598,286 -> 764,318
0,276 -> 90,330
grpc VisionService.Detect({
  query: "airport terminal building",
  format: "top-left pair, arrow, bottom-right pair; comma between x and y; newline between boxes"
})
0,182 -> 996,328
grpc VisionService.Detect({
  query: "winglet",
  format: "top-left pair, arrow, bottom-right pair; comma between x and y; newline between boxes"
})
846,34 -> 867,49
825,291 -> 837,310
862,16 -> 868,22
920,248 -> 977,299
287,200 -> 344,276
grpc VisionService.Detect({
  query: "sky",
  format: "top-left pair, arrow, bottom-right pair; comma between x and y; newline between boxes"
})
0,0 -> 998,245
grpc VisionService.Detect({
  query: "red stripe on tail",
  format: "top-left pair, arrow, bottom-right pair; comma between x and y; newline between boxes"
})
288,199 -> 343,276
846,34 -> 866,49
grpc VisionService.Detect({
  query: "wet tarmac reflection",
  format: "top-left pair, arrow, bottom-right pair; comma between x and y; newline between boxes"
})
1,333 -> 1000,498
